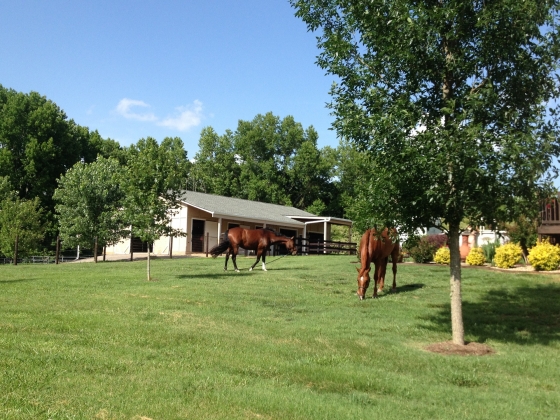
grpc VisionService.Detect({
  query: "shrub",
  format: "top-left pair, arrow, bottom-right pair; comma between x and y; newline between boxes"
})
494,243 -> 523,269
408,236 -> 439,263
527,240 -> 560,271
426,234 -> 448,248
433,247 -> 450,264
480,239 -> 500,263
466,247 -> 486,266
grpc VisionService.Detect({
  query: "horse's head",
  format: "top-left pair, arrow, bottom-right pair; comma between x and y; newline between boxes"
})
356,266 -> 371,300
285,237 -> 298,255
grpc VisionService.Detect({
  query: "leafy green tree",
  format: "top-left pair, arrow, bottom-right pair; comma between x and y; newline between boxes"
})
0,85 -> 121,250
189,127 -> 239,195
189,113 -> 337,214
54,157 -> 128,262
122,137 -> 188,280
0,196 -> 45,259
0,176 -> 15,202
292,0 -> 560,345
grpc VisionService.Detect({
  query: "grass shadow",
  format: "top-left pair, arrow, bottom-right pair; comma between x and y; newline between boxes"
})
422,283 -> 560,345
0,278 -> 40,284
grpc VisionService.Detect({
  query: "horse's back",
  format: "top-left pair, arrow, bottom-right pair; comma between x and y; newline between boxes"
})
368,228 -> 399,261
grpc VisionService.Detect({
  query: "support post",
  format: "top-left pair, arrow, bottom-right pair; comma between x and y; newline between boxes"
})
14,235 -> 18,266
55,235 -> 60,264
169,236 -> 173,259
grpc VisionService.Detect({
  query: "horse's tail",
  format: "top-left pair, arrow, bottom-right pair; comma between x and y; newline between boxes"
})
209,240 -> 230,258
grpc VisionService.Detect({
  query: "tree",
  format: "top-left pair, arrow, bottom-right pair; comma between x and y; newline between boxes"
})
292,0 -> 560,345
189,127 -> 239,195
0,85 -> 121,248
122,137 -> 188,280
0,196 -> 45,259
54,157 -> 128,262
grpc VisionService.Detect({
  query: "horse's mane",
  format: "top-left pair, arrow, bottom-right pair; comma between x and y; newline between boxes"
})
260,227 -> 284,237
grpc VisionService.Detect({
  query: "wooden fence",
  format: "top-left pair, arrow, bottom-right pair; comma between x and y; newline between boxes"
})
294,238 -> 357,255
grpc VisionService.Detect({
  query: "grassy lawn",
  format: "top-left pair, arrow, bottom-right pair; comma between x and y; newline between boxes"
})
1,255 -> 559,419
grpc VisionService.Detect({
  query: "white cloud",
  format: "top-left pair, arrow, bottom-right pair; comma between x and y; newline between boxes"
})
115,98 -> 157,122
115,98 -> 203,131
158,100 -> 203,131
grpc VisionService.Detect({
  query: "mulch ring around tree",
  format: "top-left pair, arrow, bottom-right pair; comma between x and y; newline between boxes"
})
425,341 -> 495,356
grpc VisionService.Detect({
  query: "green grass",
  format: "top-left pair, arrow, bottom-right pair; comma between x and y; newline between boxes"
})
1,256 -> 559,419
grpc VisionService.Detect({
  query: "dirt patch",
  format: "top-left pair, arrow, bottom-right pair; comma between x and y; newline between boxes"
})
425,341 -> 495,356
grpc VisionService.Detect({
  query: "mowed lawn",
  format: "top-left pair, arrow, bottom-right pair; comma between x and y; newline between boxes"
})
1,255 -> 559,419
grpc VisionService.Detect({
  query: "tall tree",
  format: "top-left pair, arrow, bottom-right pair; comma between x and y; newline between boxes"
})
0,85 -> 121,249
0,196 -> 45,259
189,127 -> 239,195
292,0 -> 560,345
54,157 -> 128,262
122,137 -> 188,280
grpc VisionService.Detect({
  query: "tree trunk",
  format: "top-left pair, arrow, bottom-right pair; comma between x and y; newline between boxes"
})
448,225 -> 465,345
147,243 -> 151,281
14,234 -> 18,266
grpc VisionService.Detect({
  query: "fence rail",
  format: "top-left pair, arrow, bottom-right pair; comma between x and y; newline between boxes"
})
295,238 -> 357,255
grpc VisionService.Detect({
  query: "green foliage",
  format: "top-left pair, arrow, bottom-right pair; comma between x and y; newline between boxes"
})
527,240 -> 560,271
481,239 -> 500,263
0,196 -> 45,257
190,113 -> 340,214
433,247 -> 450,265
407,236 -> 439,263
494,243 -> 523,269
466,247 -> 486,266
122,137 -> 188,244
505,214 -> 539,256
0,85 -> 119,215
54,157 -> 128,250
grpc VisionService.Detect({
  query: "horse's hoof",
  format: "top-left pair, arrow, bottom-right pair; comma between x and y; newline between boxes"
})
249,267 -> 253,271
359,295 -> 364,301
262,268 -> 267,271
235,269 -> 240,273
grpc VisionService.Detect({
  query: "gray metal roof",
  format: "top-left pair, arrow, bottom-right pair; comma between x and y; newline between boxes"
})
178,190 -> 318,227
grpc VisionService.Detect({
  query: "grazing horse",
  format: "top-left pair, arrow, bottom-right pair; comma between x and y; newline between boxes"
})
209,227 -> 297,272
356,228 -> 400,300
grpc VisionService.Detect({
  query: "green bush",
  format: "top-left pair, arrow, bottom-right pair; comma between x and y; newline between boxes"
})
528,240 -> 560,271
481,239 -> 500,263
433,247 -> 450,264
494,243 -> 523,269
466,247 -> 486,266
408,236 -> 439,263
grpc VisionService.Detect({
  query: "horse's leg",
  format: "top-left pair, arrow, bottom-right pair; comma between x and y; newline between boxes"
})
261,249 -> 267,271
377,257 -> 388,294
224,249 -> 230,271
231,245 -> 240,272
373,260 -> 380,298
249,250 -> 262,271
390,246 -> 399,292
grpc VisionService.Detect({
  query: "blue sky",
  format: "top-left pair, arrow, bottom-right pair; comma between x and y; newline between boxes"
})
0,0 -> 337,156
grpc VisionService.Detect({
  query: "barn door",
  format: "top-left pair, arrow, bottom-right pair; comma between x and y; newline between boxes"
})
191,219 -> 205,252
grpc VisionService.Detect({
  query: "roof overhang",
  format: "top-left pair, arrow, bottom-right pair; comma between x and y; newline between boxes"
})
286,216 -> 353,227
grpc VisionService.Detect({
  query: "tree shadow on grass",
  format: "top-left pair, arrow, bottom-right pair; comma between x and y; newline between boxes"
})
0,278 -> 40,284
421,284 -> 560,345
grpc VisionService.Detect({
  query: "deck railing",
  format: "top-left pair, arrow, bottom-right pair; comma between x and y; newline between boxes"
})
541,197 -> 560,224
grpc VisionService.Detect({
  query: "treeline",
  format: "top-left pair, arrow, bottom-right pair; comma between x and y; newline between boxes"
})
0,85 -> 365,258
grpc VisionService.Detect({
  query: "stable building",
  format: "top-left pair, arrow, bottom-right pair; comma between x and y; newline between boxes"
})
106,190 -> 353,256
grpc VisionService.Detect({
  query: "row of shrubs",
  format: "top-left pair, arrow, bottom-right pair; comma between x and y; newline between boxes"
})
405,235 -> 560,271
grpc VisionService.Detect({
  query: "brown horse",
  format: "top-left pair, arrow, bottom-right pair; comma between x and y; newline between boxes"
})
356,228 -> 400,299
209,227 -> 297,272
